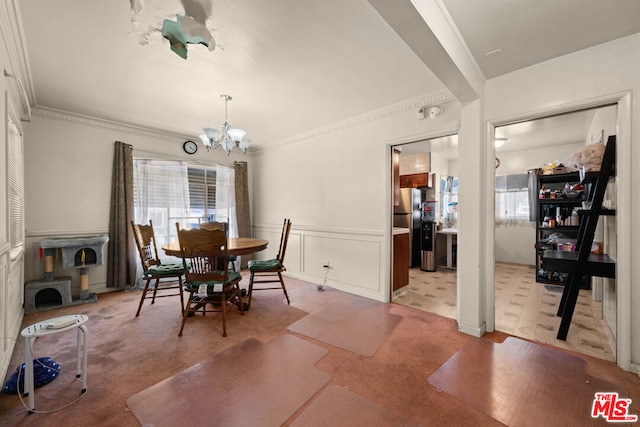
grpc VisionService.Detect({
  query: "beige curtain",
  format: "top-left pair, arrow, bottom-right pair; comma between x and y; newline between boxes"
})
107,141 -> 136,288
234,161 -> 251,266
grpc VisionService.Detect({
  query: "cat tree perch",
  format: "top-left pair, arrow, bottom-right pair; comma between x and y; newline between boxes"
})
25,235 -> 109,313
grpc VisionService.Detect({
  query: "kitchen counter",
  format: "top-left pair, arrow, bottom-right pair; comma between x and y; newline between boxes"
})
438,227 -> 457,234
393,227 -> 410,235
437,228 -> 457,269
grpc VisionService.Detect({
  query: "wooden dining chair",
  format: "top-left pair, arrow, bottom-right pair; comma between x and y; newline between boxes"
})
131,220 -> 185,317
175,223 -> 244,337
199,221 -> 238,271
247,218 -> 292,307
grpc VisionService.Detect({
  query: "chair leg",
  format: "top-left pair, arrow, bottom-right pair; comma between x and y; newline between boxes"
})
178,276 -> 185,316
247,271 -> 255,307
236,284 -> 244,315
151,278 -> 160,304
178,292 -> 194,337
221,290 -> 227,337
135,278 -> 152,317
279,272 -> 290,305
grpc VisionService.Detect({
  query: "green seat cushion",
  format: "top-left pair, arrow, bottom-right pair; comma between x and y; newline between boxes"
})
185,271 -> 242,291
145,263 -> 184,277
248,259 -> 282,271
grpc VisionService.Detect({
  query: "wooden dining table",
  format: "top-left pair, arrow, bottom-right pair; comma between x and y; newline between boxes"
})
162,237 -> 269,257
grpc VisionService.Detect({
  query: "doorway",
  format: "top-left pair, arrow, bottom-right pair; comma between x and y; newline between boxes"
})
391,134 -> 459,320
492,104 -> 618,362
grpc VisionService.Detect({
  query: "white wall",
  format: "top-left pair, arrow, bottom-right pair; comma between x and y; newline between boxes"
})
485,33 -> 640,372
23,111 -> 246,295
252,94 -> 461,301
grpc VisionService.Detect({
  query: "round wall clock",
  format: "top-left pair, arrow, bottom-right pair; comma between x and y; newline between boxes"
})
183,140 -> 198,154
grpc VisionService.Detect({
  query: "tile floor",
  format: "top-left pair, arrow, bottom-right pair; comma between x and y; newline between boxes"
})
392,262 -> 616,362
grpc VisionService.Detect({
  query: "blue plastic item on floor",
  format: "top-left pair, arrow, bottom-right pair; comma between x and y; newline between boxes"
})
3,357 -> 61,394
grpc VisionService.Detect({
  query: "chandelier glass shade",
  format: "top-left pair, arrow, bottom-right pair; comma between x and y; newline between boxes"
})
199,95 -> 251,155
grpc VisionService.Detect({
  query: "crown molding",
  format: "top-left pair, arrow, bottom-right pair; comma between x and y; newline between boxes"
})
252,89 -> 456,153
32,90 -> 455,154
32,106 -> 196,142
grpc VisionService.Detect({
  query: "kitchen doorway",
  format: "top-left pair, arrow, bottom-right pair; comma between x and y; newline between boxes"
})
391,134 -> 459,320
492,104 -> 618,362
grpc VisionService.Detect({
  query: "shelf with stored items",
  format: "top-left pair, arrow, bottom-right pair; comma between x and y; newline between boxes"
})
541,135 -> 616,340
535,171 -> 586,285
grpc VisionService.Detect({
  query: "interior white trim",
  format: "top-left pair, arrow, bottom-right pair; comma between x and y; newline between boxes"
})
253,222 -> 383,237
0,0 -> 35,103
26,228 -> 110,238
484,91 -> 632,371
484,121 -> 496,333
458,322 -> 486,338
253,90 -> 457,153
32,106 -> 195,142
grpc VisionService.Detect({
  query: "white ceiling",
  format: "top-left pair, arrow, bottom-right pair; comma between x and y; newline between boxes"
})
15,0 -> 640,149
441,0 -> 640,79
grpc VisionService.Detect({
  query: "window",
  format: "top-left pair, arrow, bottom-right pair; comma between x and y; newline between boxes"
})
133,160 -> 191,251
133,161 -> 237,256
7,116 -> 24,257
187,167 -> 217,227
495,173 -> 530,223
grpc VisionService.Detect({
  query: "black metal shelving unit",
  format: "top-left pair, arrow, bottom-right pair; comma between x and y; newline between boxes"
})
535,172 -> 583,285
541,136 -> 616,340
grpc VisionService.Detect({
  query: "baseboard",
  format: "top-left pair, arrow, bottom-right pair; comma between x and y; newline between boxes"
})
1,308 -> 24,386
458,322 -> 486,338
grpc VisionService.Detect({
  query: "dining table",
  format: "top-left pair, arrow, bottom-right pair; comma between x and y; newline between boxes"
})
163,237 -> 269,312
162,237 -> 269,257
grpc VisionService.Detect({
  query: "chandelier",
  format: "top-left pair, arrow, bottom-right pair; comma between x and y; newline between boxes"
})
199,94 -> 251,155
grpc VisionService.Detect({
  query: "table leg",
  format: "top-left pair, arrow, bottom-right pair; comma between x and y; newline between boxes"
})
25,337 -> 34,411
79,325 -> 88,392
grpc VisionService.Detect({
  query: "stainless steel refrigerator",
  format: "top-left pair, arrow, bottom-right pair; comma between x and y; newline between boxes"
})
393,188 -> 424,267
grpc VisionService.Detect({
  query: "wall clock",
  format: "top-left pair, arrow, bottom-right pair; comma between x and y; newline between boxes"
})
183,140 -> 198,154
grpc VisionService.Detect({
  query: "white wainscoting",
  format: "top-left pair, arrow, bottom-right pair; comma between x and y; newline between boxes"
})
1,243 -> 24,385
253,224 -> 386,301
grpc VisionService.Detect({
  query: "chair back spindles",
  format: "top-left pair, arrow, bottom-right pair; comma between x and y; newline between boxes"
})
175,223 -> 244,337
130,220 -> 185,317
277,219 -> 292,263
246,218 -> 292,307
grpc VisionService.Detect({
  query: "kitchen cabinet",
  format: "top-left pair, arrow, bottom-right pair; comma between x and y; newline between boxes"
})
399,173 -> 435,189
393,229 -> 409,291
